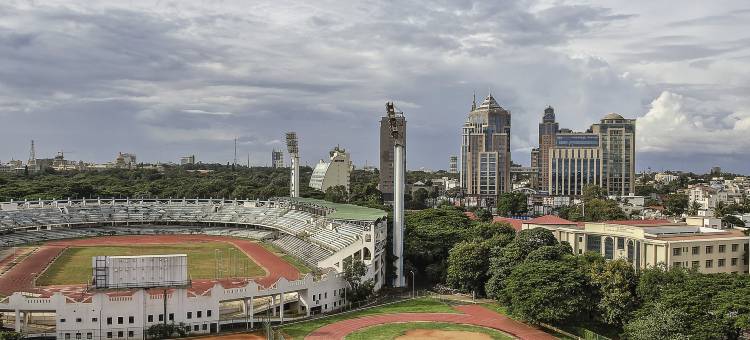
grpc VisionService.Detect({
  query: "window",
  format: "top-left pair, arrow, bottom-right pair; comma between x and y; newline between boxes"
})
106,332 -> 112,339
76,318 -> 82,323
197,311 -> 202,318
324,292 -> 328,299
719,259 -> 726,267
128,316 -> 134,324
732,258 -> 738,266
158,314 -> 164,322
719,245 -> 726,253
65,334 -> 71,340
117,317 -> 123,325
692,261 -> 700,268
194,325 -> 200,331
207,310 -> 212,317
732,244 -> 739,252
706,246 -> 713,254
706,260 -> 713,268
202,324 -> 208,330
187,312 -> 192,319
128,331 -> 134,338
60,318 -> 66,323
169,313 -> 174,321
673,248 -> 681,256
692,246 -> 699,255
76,333 -> 81,340
148,315 -> 153,323
92,318 -> 97,322
673,262 -> 681,268
107,317 -> 112,325
117,332 -> 123,338
87,333 -> 92,340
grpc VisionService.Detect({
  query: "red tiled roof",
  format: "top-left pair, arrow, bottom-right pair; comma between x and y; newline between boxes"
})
464,211 -> 477,220
492,217 -> 523,231
526,215 -> 577,225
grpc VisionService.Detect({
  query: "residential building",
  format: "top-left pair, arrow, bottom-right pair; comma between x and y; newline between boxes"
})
522,217 -> 749,274
655,173 -> 679,184
379,110 -> 406,202
449,156 -> 458,174
271,149 -> 284,168
309,146 -> 353,192
461,93 -> 512,206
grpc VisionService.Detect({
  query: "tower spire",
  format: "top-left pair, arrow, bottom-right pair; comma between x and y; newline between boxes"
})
471,91 -> 476,111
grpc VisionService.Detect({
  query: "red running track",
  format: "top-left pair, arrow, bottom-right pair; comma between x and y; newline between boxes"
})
0,234 -> 301,298
305,304 -> 556,340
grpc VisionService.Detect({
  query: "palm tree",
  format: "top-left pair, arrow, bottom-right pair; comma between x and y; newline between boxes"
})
714,201 -> 726,217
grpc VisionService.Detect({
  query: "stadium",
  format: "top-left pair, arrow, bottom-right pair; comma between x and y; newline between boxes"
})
0,197 -> 388,338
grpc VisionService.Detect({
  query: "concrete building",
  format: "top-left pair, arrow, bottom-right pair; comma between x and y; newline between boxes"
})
591,113 -> 636,196
536,106 -> 559,192
522,217 -> 749,274
379,111 -> 406,202
448,156 -> 458,174
180,155 -> 196,165
461,93 -> 512,207
549,132 -> 601,196
271,149 -> 284,168
309,146 -> 353,192
655,173 -> 679,184
114,153 -> 137,169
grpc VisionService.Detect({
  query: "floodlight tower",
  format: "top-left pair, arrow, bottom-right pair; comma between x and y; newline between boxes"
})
387,102 -> 406,288
286,132 -> 300,198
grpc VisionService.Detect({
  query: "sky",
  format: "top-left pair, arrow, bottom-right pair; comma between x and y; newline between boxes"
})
1,0 -> 749,173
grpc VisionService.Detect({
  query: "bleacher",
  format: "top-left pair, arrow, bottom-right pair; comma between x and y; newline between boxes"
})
0,199 -> 368,263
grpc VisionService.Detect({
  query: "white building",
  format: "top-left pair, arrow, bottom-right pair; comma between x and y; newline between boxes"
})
655,173 -> 678,184
309,146 -> 353,192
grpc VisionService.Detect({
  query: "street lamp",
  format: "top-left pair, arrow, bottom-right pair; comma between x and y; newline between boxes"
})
410,270 -> 415,298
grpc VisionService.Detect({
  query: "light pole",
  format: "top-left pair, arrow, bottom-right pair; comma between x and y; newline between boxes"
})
410,270 -> 415,298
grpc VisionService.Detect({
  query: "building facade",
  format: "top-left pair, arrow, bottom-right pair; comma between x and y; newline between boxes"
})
448,155 -> 458,174
271,149 -> 284,168
180,155 -> 196,165
522,217 -> 749,274
460,94 -> 512,206
590,113 -> 636,196
536,106 -> 559,192
309,146 -> 353,192
549,132 -> 601,196
378,113 -> 406,202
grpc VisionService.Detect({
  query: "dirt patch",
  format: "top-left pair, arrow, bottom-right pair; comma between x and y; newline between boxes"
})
396,329 -> 493,340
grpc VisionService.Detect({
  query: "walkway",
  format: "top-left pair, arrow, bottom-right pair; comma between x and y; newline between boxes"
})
305,304 -> 556,340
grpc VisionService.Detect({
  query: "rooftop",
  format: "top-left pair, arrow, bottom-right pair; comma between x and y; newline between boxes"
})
526,215 -> 578,225
285,197 -> 386,221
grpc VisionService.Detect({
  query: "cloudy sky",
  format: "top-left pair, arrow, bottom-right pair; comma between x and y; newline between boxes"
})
1,0 -> 749,173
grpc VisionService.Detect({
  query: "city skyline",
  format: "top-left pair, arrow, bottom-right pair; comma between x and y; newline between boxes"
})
1,1 -> 749,173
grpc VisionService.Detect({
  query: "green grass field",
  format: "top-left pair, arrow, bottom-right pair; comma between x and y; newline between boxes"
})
36,242 -> 266,286
346,322 -> 514,340
281,297 -> 457,339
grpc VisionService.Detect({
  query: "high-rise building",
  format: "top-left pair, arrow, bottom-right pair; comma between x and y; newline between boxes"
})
310,146 -> 353,192
461,93 -> 511,206
180,155 -> 196,165
379,111 -> 406,202
115,152 -> 137,169
591,113 -> 636,196
271,149 -> 284,168
542,112 -> 636,196
537,106 -> 559,192
448,156 -> 458,174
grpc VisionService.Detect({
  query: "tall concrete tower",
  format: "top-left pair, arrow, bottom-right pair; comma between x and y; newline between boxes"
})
386,102 -> 406,288
379,109 -> 406,203
285,132 -> 300,198
537,106 -> 559,192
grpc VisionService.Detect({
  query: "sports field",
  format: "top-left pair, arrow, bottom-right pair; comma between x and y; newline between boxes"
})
36,242 -> 265,286
347,322 -> 514,340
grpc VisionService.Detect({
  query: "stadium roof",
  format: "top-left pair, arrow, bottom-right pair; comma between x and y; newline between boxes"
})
285,197 -> 387,221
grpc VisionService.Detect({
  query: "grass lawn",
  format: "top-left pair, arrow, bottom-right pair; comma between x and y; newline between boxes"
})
36,242 -> 265,285
346,322 -> 514,340
259,243 -> 313,274
281,297 -> 457,339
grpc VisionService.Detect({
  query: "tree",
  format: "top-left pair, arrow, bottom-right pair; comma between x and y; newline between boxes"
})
564,199 -> 627,222
474,208 -> 493,222
664,193 -> 688,216
410,188 -> 429,209
446,240 -> 489,295
715,201 -> 727,217
503,257 -> 589,324
591,259 -> 638,326
723,215 -> 746,228
146,322 -> 188,339
687,201 -> 702,215
470,222 -> 516,241
342,257 -> 374,302
496,192 -> 528,217
582,184 -> 606,202
623,303 -> 688,340
324,185 -> 348,203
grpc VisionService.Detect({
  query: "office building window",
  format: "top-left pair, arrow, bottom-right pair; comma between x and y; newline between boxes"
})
106,332 -> 112,339
706,246 -> 713,254
65,334 -> 70,340
117,317 -> 123,325
732,258 -> 738,266
76,318 -> 82,323
158,314 -> 163,322
92,318 -> 97,322
718,259 -> 726,267
673,248 -> 681,256
128,316 -> 134,324
202,324 -> 208,331
732,244 -> 739,252
705,260 -> 713,268
76,333 -> 81,340
692,246 -> 699,255
692,261 -> 700,268
107,317 -> 112,325
169,313 -> 174,321
128,331 -> 134,338
673,262 -> 681,268
207,310 -> 212,317
187,312 -> 192,319
148,315 -> 153,323
719,245 -> 726,253
117,332 -> 123,338
60,318 -> 66,323
194,325 -> 199,331
87,333 -> 92,340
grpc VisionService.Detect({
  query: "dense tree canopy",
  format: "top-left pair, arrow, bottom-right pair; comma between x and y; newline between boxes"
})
496,192 -> 528,217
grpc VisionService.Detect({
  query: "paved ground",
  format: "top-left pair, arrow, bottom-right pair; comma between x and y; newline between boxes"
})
305,305 -> 556,340
0,234 -> 301,300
